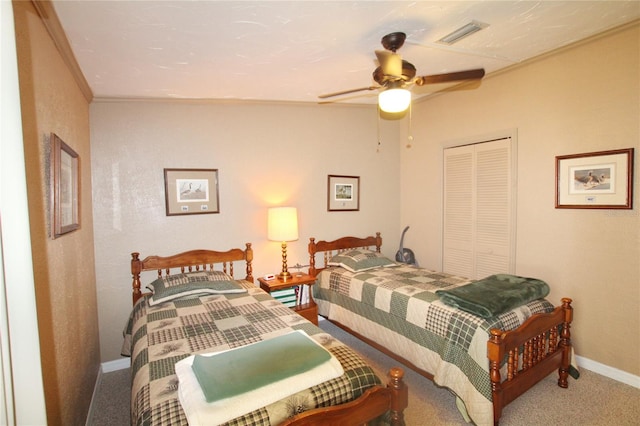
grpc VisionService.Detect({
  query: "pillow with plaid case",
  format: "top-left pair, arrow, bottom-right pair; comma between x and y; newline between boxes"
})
147,270 -> 247,306
327,249 -> 396,273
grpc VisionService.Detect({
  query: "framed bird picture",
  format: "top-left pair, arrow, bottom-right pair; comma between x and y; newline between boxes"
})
164,168 -> 219,215
555,148 -> 633,209
50,133 -> 80,237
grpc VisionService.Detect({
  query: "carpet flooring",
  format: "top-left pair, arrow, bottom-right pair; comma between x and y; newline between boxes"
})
88,318 -> 639,425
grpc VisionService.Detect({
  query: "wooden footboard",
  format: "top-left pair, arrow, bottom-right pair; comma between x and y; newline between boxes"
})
281,367 -> 408,426
487,298 -> 573,425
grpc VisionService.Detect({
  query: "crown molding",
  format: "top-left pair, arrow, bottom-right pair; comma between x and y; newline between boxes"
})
31,0 -> 93,103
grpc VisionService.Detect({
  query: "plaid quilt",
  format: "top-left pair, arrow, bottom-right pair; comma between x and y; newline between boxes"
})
314,265 -> 554,426
122,281 -> 382,426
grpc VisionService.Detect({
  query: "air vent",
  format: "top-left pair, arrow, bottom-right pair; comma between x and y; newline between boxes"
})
437,20 -> 489,45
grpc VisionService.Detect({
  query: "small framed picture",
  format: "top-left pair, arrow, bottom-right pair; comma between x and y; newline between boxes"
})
164,168 -> 220,215
328,175 -> 360,211
555,148 -> 634,209
50,133 -> 79,238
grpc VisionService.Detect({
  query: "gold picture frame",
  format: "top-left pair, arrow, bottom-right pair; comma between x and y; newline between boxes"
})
51,133 -> 79,238
328,174 -> 360,211
164,168 -> 220,216
555,148 -> 634,209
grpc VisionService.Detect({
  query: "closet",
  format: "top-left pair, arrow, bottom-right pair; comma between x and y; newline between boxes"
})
443,136 -> 516,279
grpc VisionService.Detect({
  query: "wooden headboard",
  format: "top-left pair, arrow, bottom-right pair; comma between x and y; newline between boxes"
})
130,243 -> 254,305
308,233 -> 382,276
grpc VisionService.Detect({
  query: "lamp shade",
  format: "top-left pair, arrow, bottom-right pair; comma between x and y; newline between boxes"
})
267,207 -> 299,242
378,88 -> 411,113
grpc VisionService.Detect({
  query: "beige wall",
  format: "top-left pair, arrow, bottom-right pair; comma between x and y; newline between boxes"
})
13,1 -> 100,424
401,23 -> 639,376
90,100 -> 402,361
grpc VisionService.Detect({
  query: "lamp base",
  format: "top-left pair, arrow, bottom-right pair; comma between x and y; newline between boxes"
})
278,271 -> 293,281
278,241 -> 292,281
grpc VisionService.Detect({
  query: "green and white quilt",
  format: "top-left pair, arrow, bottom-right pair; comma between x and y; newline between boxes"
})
122,280 -> 382,426
313,265 -> 555,426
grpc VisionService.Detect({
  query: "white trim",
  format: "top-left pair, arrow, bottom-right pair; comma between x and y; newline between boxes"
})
102,358 -> 131,373
576,355 -> 640,389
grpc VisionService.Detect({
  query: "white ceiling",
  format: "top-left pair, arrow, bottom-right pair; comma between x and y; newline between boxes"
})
52,1 -> 640,105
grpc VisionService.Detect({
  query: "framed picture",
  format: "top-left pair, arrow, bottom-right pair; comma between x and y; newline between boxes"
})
328,175 -> 360,211
164,168 -> 220,215
50,133 -> 79,238
556,148 -> 634,209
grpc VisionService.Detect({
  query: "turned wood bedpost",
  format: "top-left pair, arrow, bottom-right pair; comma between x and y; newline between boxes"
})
131,252 -> 142,305
388,367 -> 408,426
488,329 -> 504,426
308,238 -> 317,276
245,243 -> 254,282
375,232 -> 382,253
558,298 -> 573,388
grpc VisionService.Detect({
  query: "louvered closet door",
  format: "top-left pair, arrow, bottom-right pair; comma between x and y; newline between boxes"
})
443,144 -> 475,278
443,138 -> 515,279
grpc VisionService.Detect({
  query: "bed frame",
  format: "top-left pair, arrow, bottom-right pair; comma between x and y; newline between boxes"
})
131,243 -> 255,305
130,243 -> 408,425
309,233 -> 573,426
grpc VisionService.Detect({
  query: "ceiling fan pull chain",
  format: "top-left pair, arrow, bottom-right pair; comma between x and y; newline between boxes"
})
376,106 -> 382,153
407,102 -> 413,148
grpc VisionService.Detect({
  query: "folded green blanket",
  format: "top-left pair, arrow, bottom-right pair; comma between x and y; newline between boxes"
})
436,274 -> 550,318
191,331 -> 331,402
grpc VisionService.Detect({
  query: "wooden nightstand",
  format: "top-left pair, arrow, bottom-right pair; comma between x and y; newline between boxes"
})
258,274 -> 318,325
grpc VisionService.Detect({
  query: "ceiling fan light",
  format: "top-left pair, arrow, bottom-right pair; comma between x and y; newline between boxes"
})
379,88 -> 411,113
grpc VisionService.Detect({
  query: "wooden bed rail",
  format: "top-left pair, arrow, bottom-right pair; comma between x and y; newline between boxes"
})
281,367 -> 408,426
308,233 -> 382,276
487,298 -> 573,425
131,244 -> 254,305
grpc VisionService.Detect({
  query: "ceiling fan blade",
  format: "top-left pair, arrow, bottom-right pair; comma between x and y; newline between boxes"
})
414,68 -> 485,86
375,50 -> 402,76
318,86 -> 379,99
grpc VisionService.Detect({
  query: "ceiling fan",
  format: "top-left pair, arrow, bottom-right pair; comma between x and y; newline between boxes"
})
319,32 -> 485,113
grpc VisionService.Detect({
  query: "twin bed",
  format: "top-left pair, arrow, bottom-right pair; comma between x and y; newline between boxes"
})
123,233 -> 574,426
123,243 -> 407,426
308,233 -> 574,426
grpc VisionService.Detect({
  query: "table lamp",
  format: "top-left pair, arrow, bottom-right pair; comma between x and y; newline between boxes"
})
267,207 -> 299,280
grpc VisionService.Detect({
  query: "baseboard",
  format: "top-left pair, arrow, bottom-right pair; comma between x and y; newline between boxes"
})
576,355 -> 640,389
85,365 -> 103,426
86,358 -> 131,425
101,357 -> 131,373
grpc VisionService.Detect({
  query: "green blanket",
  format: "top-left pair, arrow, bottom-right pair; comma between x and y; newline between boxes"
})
436,274 -> 550,318
191,331 -> 331,402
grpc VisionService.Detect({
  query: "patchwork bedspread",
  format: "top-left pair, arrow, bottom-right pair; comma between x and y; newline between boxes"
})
313,265 -> 555,426
122,280 -> 382,426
